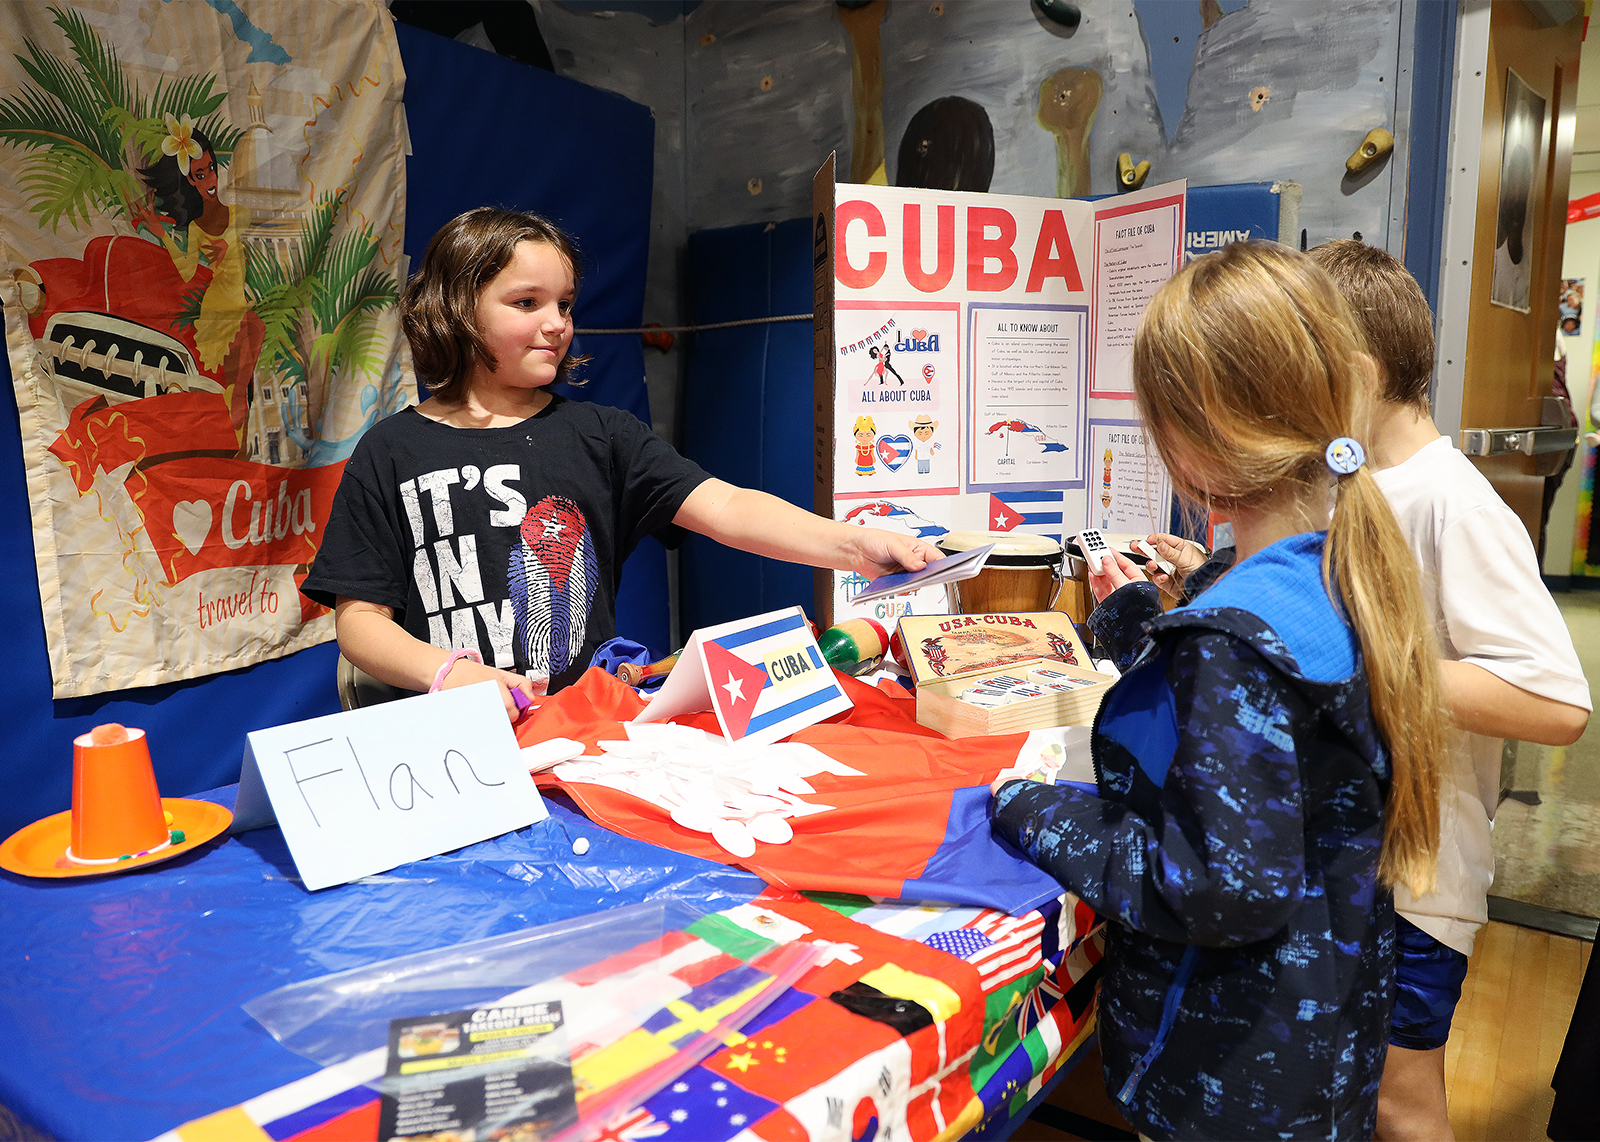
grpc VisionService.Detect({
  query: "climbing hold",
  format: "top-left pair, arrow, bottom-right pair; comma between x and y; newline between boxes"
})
1033,0 -> 1082,32
760,75 -> 773,92
747,177 -> 763,196
1117,152 -> 1151,191
1037,68 -> 1102,198
1250,86 -> 1271,112
641,324 -> 675,354
1346,127 -> 1394,174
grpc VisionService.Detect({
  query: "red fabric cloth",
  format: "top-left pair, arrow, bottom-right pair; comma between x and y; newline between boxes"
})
519,669 -> 1038,902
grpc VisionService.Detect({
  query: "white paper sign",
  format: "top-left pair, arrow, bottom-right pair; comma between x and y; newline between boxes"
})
1089,180 -> 1187,398
634,606 -> 853,746
1085,418 -> 1173,534
234,682 -> 548,891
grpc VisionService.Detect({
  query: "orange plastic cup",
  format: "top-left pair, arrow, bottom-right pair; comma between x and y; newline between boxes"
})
70,727 -> 167,860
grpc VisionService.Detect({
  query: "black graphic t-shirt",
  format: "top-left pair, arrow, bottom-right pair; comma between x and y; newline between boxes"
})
302,398 -> 711,692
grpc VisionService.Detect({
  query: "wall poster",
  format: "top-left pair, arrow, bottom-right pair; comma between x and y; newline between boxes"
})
813,167 -> 1184,625
0,2 -> 411,696
1490,67 -> 1546,314
1085,418 -> 1172,535
1561,278 -> 1583,336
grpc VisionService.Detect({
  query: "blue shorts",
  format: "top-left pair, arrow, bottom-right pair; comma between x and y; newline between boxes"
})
1390,915 -> 1470,1050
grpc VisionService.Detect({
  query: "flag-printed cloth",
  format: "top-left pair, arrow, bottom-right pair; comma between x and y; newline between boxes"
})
164,889 -> 1104,1142
927,911 -> 1046,991
522,668 -> 1065,916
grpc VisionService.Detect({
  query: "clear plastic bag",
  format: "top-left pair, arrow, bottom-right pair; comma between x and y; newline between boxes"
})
244,898 -> 824,1141
244,900 -> 680,1071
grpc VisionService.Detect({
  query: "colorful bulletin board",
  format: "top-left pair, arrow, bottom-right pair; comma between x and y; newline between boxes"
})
0,1 -> 411,697
812,156 -> 1185,626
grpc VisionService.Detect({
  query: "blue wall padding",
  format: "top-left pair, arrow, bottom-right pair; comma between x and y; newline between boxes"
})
679,218 -> 818,634
0,27 -> 661,838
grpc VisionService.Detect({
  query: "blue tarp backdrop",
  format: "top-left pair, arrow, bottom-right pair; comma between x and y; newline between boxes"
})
0,25 -> 662,839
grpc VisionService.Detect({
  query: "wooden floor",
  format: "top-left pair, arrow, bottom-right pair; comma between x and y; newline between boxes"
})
1015,920 -> 1590,1142
1446,920 -> 1590,1140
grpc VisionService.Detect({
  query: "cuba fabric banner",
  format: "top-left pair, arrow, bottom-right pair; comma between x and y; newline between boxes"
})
0,1 -> 411,696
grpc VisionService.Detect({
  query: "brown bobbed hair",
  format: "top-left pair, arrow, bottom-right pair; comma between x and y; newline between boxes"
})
1307,238 -> 1435,409
402,207 -> 589,401
1132,242 -> 1447,897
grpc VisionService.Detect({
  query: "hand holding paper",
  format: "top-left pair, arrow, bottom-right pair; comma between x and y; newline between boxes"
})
839,526 -> 943,579
850,543 -> 993,605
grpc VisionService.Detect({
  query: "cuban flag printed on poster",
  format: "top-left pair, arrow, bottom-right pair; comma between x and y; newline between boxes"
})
986,491 -> 1065,543
634,606 -> 853,746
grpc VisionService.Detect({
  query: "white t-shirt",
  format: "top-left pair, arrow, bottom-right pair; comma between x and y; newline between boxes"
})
1374,435 -> 1591,955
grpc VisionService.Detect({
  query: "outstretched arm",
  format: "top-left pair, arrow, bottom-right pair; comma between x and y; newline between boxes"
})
674,478 -> 942,578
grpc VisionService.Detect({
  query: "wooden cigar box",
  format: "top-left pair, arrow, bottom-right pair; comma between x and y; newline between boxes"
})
896,612 -> 1114,737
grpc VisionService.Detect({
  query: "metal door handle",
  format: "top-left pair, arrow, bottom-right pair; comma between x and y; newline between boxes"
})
1460,425 -> 1578,456
1460,395 -> 1579,456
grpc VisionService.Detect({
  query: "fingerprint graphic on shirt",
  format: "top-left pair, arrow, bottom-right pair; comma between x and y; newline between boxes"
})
507,496 -> 598,673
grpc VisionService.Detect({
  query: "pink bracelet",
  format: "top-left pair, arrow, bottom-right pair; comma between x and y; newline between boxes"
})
430,648 -> 483,693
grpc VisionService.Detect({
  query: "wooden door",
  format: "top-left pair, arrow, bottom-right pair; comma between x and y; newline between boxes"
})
1459,3 -> 1581,538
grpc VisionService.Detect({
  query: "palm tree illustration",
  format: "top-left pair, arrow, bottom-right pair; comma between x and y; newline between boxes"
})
0,6 -> 241,232
0,6 -> 398,465
239,188 -> 399,457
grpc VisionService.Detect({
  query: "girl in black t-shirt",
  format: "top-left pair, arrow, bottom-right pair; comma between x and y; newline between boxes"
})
303,208 -> 939,717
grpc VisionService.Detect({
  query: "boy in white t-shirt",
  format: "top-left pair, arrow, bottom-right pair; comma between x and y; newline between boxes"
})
1310,240 -> 1592,1141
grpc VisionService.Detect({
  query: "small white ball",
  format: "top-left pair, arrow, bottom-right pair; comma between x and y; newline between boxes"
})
571,836 -> 590,856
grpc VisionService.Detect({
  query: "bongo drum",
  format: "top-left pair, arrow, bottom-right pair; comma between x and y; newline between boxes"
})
936,531 -> 1064,614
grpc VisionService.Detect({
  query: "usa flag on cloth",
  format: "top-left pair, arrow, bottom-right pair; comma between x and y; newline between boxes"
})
923,910 -> 1047,991
986,491 -> 1065,543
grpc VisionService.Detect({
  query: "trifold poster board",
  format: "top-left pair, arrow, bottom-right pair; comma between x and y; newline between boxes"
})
236,682 -> 547,891
812,155 -> 1186,627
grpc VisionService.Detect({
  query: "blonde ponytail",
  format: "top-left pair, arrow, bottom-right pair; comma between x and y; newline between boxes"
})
1132,242 -> 1447,896
1326,466 -> 1446,895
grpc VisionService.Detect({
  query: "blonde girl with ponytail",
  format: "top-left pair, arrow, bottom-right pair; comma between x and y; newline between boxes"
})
992,242 -> 1447,1141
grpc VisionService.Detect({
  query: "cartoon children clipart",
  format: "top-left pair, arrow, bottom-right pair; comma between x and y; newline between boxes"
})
854,416 -> 877,476
910,414 -> 941,474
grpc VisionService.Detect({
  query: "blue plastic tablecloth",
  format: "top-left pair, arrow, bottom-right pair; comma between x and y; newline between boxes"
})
0,788 -> 763,1140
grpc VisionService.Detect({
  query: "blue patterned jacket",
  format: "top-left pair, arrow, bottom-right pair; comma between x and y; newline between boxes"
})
993,533 -> 1393,1140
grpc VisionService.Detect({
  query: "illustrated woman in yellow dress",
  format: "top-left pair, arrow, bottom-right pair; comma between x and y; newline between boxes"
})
135,114 -> 263,449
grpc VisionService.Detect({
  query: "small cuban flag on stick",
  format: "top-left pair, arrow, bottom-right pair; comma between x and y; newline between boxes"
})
633,606 -> 853,745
